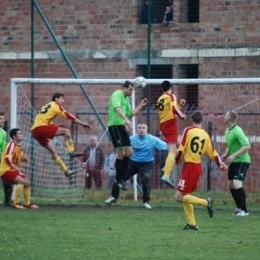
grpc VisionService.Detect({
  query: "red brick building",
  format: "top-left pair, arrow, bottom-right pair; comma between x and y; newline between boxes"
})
1,0 -> 260,192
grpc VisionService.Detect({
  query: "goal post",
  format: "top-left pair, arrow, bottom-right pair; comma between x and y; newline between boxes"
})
10,77 -> 260,202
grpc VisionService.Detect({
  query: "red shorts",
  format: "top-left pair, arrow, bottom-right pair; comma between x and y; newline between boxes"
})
31,125 -> 59,146
1,170 -> 25,184
160,119 -> 178,143
177,163 -> 202,194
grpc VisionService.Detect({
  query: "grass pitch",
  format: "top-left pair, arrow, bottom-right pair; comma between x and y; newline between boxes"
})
1,194 -> 260,260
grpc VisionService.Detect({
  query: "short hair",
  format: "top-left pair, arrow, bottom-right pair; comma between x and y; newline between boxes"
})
191,110 -> 203,124
122,80 -> 134,89
10,128 -> 21,139
228,110 -> 238,123
0,112 -> 4,116
52,92 -> 64,101
161,80 -> 171,92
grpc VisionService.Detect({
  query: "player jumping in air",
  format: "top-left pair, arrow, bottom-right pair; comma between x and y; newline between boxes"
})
156,80 -> 186,188
31,92 -> 91,177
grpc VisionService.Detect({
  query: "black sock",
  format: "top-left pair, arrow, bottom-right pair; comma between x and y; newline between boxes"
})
111,182 -> 120,199
123,156 -> 130,169
230,188 -> 239,208
115,159 -> 123,182
236,187 -> 247,212
4,183 -> 13,206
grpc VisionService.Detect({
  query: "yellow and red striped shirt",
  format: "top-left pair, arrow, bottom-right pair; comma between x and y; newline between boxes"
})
156,93 -> 185,124
176,126 -> 222,166
0,141 -> 24,175
31,101 -> 76,130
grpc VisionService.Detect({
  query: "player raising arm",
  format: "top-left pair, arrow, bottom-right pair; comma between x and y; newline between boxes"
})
31,92 -> 91,177
156,80 -> 186,188
174,111 -> 227,231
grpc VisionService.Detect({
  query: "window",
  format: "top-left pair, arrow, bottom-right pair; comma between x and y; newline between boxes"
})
178,64 -> 199,112
139,0 -> 173,24
180,0 -> 200,23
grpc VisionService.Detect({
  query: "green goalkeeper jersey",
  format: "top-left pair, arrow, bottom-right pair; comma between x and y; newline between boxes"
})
225,124 -> 250,163
108,90 -> 132,126
0,128 -> 7,157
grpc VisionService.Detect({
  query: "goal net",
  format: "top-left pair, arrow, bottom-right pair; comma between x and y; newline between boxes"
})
10,78 -> 260,202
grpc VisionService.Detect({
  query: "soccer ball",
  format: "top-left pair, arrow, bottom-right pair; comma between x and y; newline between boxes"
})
133,76 -> 147,89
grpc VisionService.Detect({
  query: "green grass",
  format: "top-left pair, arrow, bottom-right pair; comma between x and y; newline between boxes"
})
1,196 -> 260,260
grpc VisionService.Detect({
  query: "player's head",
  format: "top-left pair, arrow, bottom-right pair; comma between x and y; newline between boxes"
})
122,81 -> 135,97
137,122 -> 148,136
52,92 -> 65,103
161,80 -> 172,92
10,128 -> 22,141
191,111 -> 203,124
0,112 -> 5,128
224,110 -> 238,125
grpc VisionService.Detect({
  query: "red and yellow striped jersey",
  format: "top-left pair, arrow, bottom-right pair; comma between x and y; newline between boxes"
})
0,141 -> 24,175
31,101 -> 76,130
176,126 -> 222,166
156,93 -> 185,124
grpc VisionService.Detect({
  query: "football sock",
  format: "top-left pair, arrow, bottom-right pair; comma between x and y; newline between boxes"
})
4,183 -> 13,205
122,156 -> 130,178
13,184 -> 24,205
115,159 -> 123,182
183,203 -> 196,226
111,182 -> 120,199
230,188 -> 240,208
65,139 -> 74,153
163,152 -> 175,178
236,187 -> 247,212
24,186 -> 31,206
183,194 -> 207,206
55,157 -> 68,172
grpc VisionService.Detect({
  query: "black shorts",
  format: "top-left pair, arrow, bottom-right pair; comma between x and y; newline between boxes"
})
228,162 -> 250,181
108,125 -> 131,148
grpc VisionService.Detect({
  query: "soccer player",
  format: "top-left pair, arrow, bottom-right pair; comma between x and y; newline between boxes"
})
0,112 -> 13,206
105,123 -> 168,209
221,110 -> 251,216
0,128 -> 38,209
156,80 -> 186,187
31,92 -> 91,177
174,111 -> 227,230
108,81 -> 148,190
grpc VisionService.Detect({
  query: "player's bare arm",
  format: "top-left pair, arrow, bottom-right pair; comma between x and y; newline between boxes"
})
114,107 -> 133,128
131,98 -> 149,116
74,118 -> 91,130
226,145 -> 251,163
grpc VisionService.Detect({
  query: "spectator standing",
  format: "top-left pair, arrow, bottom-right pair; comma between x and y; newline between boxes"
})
104,143 -> 117,189
221,110 -> 251,216
83,135 -> 105,189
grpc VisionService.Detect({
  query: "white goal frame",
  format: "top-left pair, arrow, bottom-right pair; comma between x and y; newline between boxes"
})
11,77 -> 260,129
10,77 -> 260,201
